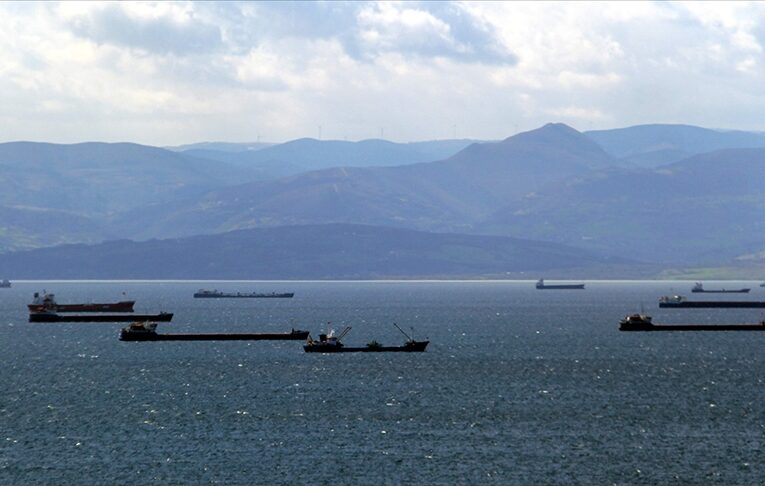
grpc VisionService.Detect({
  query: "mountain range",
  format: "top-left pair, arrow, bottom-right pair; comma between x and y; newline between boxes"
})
586,124 -> 765,168
170,138 -> 479,180
112,123 -> 612,240
2,123 -> 765,277
485,147 -> 765,264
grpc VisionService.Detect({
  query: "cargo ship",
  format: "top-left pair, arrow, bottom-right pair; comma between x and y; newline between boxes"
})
659,295 -> 765,308
535,278 -> 585,290
30,312 -> 173,323
303,324 -> 429,353
691,282 -> 750,293
193,289 -> 294,298
28,292 -> 135,313
620,313 -> 765,331
0,279 -> 10,288
119,322 -> 309,341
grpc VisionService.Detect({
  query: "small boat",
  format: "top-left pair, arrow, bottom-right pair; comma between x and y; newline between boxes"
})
620,313 -> 765,331
304,324 -> 429,353
119,322 -> 309,341
535,278 -> 585,290
193,289 -> 294,298
0,279 -> 10,288
29,312 -> 173,323
27,292 -> 135,313
659,295 -> 765,308
691,282 -> 750,293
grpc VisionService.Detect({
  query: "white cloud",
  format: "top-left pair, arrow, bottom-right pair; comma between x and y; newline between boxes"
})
63,2 -> 222,55
0,1 -> 764,144
357,3 -> 456,54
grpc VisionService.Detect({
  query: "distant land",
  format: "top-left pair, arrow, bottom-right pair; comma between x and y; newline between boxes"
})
0,224 -> 634,279
3,122 -> 765,279
165,141 -> 275,153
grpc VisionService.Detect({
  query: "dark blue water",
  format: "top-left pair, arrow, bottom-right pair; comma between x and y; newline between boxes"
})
3,281 -> 765,484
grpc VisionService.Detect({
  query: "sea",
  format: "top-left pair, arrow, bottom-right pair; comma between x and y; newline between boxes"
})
3,280 -> 765,484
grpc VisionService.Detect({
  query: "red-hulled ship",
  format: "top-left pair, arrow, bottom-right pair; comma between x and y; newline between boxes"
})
29,312 -> 171,323
27,292 -> 135,313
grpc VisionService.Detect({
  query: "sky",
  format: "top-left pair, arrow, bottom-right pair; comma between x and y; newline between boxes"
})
2,1 -> 765,145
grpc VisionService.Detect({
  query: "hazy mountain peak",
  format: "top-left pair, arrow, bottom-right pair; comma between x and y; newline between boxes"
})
541,121 -> 578,132
445,122 -> 611,171
508,122 -> 586,145
277,137 -> 321,149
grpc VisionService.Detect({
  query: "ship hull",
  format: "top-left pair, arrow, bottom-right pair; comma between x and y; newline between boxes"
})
121,330 -> 309,341
30,312 -> 173,323
536,284 -> 585,290
621,323 -> 765,331
659,301 -> 765,308
194,293 -> 294,298
691,289 -> 750,293
304,341 -> 429,353
27,301 -> 135,313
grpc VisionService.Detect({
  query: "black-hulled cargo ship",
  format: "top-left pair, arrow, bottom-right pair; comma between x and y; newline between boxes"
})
691,282 -> 750,293
304,339 -> 429,353
30,312 -> 173,323
119,322 -> 308,341
194,289 -> 294,298
303,325 -> 429,353
535,279 -> 585,290
620,313 -> 765,331
659,295 -> 765,308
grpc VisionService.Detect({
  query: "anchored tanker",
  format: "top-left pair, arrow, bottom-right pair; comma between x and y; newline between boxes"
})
620,313 -> 765,331
28,292 -> 135,313
535,278 -> 585,290
30,312 -> 173,323
193,289 -> 294,299
691,282 -> 750,293
659,295 -> 765,308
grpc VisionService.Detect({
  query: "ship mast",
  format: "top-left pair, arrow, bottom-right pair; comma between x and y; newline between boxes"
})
393,322 -> 412,341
